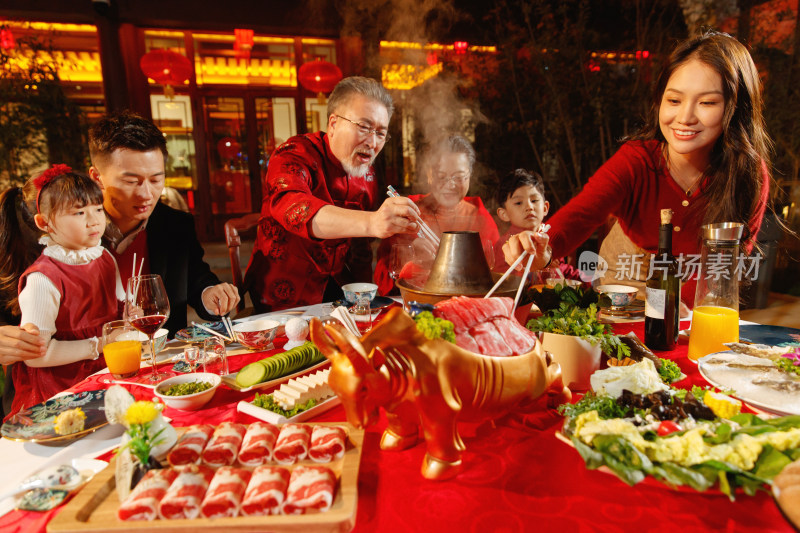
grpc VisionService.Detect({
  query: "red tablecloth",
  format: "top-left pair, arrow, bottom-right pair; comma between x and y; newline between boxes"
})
2,323 -> 795,533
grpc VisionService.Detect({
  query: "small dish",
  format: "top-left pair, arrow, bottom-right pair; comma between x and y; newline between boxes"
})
175,321 -> 229,342
596,284 -> 638,308
232,319 -> 281,350
153,373 -> 221,411
1,390 -> 108,443
237,395 -> 341,425
341,282 -> 378,305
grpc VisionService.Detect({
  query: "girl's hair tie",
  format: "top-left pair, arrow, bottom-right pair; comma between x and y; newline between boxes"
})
33,164 -> 73,213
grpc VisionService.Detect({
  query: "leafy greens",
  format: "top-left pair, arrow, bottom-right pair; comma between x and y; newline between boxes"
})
527,303 -> 630,359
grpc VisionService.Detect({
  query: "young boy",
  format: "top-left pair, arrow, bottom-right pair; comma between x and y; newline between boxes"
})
493,169 -> 549,272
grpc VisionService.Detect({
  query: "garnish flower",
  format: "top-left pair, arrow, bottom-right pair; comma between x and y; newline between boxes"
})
776,349 -> 800,377
117,401 -> 166,466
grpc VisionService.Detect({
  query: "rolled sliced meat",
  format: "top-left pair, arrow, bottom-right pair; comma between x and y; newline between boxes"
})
200,466 -> 251,519
308,425 -> 347,463
167,424 -> 214,466
238,421 -> 280,467
117,468 -> 178,521
282,465 -> 336,515
240,465 -> 291,516
273,423 -> 312,465
201,422 -> 247,467
158,464 -> 215,520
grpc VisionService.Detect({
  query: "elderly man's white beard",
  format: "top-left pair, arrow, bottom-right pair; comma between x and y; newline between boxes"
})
342,160 -> 370,178
342,147 -> 376,178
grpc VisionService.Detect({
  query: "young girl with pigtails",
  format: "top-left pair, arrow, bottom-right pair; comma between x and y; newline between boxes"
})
2,164 -> 125,419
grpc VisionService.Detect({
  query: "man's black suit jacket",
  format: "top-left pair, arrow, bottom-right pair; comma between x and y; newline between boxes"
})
146,202 -> 220,336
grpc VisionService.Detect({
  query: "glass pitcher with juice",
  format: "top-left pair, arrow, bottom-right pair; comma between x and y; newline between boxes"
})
687,222 -> 743,361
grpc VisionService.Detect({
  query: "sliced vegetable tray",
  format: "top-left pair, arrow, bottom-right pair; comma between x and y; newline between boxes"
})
221,360 -> 330,393
237,395 -> 341,425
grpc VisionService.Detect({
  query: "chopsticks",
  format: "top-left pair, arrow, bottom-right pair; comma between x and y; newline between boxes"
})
487,222 -> 552,302
221,316 -> 236,342
191,321 -> 232,342
129,254 -> 145,298
511,254 -> 535,316
485,251 -> 528,298
387,186 -> 440,248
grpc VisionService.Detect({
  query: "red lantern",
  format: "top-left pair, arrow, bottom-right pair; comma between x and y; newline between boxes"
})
297,59 -> 343,94
0,27 -> 15,51
234,28 -> 254,58
139,49 -> 192,99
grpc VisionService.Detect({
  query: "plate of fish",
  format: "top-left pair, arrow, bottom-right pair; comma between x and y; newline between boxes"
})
698,343 -> 800,416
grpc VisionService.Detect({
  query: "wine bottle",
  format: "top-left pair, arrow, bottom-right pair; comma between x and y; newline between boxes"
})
645,208 -> 680,350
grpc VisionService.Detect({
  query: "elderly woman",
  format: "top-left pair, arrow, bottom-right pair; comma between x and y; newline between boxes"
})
374,134 -> 499,295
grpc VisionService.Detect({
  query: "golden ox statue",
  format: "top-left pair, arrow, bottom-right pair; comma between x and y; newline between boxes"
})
310,307 -> 570,480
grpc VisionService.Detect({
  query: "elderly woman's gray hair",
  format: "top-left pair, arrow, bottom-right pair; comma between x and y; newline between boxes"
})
327,76 -> 395,120
424,134 -> 476,172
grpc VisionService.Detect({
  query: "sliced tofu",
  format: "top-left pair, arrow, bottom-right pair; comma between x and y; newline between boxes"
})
270,368 -> 334,410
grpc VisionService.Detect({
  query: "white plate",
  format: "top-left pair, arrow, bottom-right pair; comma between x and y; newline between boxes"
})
697,350 -> 800,416
237,395 -> 341,425
220,359 -> 330,393
301,304 -> 385,324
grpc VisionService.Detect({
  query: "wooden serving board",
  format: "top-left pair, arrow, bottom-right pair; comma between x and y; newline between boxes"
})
47,423 -> 364,533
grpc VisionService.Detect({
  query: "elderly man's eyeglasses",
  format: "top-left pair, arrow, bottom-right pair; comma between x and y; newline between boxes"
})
334,115 -> 391,142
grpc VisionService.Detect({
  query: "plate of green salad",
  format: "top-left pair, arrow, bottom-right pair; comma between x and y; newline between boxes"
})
558,360 -> 800,499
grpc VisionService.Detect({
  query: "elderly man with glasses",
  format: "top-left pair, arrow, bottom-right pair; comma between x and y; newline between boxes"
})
244,76 -> 420,313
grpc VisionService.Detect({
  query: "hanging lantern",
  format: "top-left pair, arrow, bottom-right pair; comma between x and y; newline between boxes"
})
139,50 -> 192,100
0,27 -> 15,51
234,28 -> 254,59
297,59 -> 343,102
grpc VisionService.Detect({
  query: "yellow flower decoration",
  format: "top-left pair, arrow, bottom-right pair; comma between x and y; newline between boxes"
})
123,401 -> 161,426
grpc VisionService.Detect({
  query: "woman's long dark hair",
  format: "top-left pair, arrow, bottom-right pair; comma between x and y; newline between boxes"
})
0,181 -> 41,321
631,31 -> 772,248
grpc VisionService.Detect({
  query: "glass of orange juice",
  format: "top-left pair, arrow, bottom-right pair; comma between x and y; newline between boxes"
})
687,306 -> 739,361
102,320 -> 142,379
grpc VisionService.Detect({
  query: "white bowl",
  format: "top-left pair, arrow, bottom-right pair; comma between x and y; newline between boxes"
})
596,284 -> 638,307
341,282 -> 378,305
154,373 -> 221,411
237,314 -> 296,337
232,319 -> 280,350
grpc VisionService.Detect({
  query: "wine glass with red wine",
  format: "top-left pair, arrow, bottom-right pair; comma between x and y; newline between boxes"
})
126,274 -> 170,382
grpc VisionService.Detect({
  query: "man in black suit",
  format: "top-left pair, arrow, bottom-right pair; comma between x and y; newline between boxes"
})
88,111 -> 240,335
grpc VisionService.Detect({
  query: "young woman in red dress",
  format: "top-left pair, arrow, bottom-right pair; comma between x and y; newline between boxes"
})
503,31 -> 771,308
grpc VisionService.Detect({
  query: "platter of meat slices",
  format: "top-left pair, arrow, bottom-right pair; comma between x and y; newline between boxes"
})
47,422 -> 363,533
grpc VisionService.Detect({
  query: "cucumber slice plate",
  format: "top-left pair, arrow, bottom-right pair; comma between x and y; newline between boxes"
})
221,359 -> 330,393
